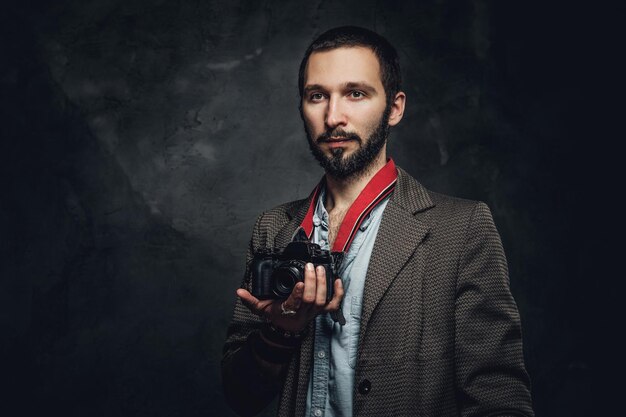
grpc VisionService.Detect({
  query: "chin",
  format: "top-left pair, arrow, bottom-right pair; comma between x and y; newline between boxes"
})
329,148 -> 352,159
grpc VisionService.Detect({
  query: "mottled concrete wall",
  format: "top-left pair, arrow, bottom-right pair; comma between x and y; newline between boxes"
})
1,1 -> 613,416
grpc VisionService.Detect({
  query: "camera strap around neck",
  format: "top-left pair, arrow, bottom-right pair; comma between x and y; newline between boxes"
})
300,158 -> 398,254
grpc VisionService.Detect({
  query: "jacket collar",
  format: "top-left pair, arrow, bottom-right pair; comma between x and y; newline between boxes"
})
274,165 -> 435,263
276,166 -> 433,248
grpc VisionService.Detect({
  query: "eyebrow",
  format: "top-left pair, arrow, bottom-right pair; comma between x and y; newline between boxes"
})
303,81 -> 379,95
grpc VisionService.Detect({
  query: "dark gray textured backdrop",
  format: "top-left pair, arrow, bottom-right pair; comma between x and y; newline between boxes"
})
1,1 -> 619,416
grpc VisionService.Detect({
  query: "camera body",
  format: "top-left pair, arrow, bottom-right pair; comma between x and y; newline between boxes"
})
250,241 -> 343,302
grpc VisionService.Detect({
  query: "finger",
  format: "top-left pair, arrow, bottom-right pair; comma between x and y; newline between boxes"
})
236,288 -> 258,306
237,289 -> 272,315
314,265 -> 327,308
283,281 -> 305,311
302,262 -> 316,304
324,278 -> 345,311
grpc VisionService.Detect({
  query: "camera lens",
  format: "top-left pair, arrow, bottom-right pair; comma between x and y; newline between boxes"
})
272,265 -> 303,298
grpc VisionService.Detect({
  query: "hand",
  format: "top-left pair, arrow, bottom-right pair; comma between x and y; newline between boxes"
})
237,263 -> 344,333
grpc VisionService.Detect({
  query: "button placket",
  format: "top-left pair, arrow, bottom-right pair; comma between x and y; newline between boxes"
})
309,314 -> 331,417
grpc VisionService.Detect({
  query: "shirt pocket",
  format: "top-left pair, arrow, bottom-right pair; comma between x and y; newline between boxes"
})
348,296 -> 363,369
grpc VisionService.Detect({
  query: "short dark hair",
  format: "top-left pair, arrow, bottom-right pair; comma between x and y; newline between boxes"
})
298,26 -> 402,104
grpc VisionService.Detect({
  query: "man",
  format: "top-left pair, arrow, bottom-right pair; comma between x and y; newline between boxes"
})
222,26 -> 533,417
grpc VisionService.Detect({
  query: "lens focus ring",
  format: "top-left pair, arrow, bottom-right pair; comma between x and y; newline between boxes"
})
271,261 -> 306,298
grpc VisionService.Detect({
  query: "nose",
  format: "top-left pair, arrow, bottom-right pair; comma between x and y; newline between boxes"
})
325,95 -> 347,129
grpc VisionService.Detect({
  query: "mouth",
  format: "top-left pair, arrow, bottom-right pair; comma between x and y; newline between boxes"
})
320,138 -> 356,149
326,137 -> 352,142
319,136 -> 356,143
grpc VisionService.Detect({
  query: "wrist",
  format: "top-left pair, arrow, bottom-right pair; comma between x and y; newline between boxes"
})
249,323 -> 307,365
260,321 -> 308,348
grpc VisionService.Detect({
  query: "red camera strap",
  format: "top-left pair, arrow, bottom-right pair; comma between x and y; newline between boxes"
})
300,158 -> 398,253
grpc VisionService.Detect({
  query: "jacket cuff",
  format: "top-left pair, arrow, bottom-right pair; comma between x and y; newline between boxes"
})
250,330 -> 299,364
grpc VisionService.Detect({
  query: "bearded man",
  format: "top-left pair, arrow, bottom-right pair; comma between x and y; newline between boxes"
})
221,26 -> 534,417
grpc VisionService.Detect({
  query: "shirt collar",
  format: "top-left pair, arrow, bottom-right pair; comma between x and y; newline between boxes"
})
313,183 -> 375,231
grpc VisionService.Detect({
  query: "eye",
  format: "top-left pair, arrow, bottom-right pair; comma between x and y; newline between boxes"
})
349,90 -> 365,99
310,93 -> 325,101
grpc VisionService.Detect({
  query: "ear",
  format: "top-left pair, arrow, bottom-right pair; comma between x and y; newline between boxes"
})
387,91 -> 406,127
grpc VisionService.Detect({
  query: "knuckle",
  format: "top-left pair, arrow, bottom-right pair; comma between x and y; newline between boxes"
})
305,263 -> 315,278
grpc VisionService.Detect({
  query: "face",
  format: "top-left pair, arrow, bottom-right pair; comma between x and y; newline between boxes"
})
301,46 -> 405,179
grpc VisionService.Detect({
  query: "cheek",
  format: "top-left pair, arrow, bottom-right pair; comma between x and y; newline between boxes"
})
349,99 -> 384,122
354,110 -> 383,135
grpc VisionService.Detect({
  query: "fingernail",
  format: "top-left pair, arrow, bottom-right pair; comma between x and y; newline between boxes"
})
306,263 -> 314,271
316,265 -> 324,273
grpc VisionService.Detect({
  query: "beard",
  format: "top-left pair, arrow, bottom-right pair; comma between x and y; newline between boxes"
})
305,106 -> 391,180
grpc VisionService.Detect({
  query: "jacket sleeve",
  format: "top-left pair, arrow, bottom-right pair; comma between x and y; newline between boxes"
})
454,202 -> 534,417
221,213 -> 294,417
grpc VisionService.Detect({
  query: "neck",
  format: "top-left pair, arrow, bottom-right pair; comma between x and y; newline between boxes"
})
324,148 -> 387,212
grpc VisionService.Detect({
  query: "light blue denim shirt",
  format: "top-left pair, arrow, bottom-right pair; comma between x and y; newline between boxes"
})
305,184 -> 390,417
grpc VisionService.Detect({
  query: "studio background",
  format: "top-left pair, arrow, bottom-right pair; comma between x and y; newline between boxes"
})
2,1 -> 616,416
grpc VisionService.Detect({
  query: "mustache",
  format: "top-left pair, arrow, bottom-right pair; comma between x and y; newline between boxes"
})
316,129 -> 362,143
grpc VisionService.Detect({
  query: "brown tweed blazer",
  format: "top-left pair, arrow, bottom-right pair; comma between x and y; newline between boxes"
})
222,167 -> 533,417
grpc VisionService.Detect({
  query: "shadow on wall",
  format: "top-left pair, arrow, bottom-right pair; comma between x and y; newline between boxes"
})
1,7 -> 238,416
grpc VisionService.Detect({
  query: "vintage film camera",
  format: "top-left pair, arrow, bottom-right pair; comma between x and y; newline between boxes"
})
250,239 -> 343,302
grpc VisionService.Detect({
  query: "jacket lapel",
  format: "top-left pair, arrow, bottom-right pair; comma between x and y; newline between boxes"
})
274,199 -> 310,248
358,168 -> 434,345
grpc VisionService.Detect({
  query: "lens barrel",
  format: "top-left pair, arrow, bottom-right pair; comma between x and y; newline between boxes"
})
272,263 -> 304,298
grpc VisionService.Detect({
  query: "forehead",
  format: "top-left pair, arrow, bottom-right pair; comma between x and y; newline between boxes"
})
304,46 -> 383,89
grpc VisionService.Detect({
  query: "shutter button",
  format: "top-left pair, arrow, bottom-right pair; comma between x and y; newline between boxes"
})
358,379 -> 371,394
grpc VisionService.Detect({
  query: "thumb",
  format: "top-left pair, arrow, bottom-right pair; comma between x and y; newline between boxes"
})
237,289 -> 272,314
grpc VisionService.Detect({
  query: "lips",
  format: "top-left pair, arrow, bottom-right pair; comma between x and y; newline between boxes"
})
320,137 -> 354,143
323,139 -> 355,149
316,130 -> 361,145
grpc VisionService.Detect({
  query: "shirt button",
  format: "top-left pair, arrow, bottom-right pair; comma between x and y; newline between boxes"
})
314,408 -> 323,417
317,350 -> 326,358
313,217 -> 321,226
358,379 -> 372,394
